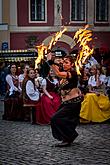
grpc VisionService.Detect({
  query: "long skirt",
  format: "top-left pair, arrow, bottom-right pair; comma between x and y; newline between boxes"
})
36,92 -> 61,125
50,99 -> 81,142
80,93 -> 110,123
3,95 -> 23,121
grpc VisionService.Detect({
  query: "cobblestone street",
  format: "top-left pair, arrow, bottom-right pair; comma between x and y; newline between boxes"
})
0,100 -> 110,165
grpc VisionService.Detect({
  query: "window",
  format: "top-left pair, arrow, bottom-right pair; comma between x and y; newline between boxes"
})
95,0 -> 108,22
30,0 -> 45,21
71,0 -> 86,21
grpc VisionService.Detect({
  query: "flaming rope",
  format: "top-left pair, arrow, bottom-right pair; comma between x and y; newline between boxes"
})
35,44 -> 47,68
48,27 -> 67,50
74,25 -> 94,75
35,27 -> 67,68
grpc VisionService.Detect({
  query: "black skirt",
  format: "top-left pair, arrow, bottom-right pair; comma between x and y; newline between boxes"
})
50,96 -> 82,142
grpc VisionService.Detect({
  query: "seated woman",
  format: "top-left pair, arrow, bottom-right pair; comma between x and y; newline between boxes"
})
35,69 -> 61,125
22,68 -> 40,123
80,65 -> 110,123
3,63 -> 22,121
18,64 -> 29,91
22,68 -> 40,103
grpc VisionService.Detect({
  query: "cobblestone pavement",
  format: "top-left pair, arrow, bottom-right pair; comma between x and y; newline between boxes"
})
0,100 -> 110,165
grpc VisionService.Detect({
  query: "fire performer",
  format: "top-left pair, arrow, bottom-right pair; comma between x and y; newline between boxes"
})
47,52 -> 83,147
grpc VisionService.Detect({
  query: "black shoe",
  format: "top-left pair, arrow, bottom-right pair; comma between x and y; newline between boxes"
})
54,141 -> 72,147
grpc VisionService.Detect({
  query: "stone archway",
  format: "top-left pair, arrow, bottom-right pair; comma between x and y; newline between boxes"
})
42,34 -> 75,49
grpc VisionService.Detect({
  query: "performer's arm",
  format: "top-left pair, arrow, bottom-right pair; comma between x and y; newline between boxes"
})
47,52 -> 71,79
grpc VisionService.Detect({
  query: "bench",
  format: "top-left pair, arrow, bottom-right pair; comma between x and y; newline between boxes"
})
23,103 -> 37,124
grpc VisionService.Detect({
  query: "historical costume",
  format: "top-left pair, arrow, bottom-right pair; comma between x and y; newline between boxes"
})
22,68 -> 40,123
80,65 -> 110,123
80,93 -> 110,123
3,64 -> 22,121
47,53 -> 82,147
36,76 -> 61,125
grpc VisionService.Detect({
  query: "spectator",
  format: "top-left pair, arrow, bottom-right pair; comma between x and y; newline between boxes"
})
35,69 -> 61,125
80,65 -> 110,123
22,68 -> 40,123
3,63 -> 22,121
0,62 -> 9,98
18,64 -> 29,91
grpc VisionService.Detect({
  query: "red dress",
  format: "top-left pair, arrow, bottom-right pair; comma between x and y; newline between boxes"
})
36,78 -> 61,125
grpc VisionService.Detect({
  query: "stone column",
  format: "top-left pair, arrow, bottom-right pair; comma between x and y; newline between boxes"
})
87,0 -> 94,26
10,0 -> 17,26
54,0 -> 62,26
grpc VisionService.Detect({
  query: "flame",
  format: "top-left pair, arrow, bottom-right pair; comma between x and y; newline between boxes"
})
74,25 -> 94,75
48,27 -> 67,50
35,27 -> 67,68
35,44 -> 47,68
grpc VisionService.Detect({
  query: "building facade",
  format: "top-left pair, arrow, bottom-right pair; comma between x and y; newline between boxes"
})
0,0 -> 110,59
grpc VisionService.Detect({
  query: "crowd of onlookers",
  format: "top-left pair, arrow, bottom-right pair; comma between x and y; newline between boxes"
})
0,55 -> 110,124
79,61 -> 110,123
0,59 -> 62,124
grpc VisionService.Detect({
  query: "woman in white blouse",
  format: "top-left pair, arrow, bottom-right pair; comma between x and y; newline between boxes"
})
6,64 -> 20,93
22,68 -> 40,103
88,65 -> 107,92
3,63 -> 22,121
22,68 -> 40,123
18,64 -> 29,91
35,69 -> 61,125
